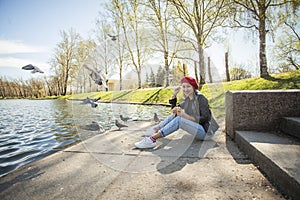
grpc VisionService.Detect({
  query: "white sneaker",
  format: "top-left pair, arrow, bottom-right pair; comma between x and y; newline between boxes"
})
135,137 -> 156,149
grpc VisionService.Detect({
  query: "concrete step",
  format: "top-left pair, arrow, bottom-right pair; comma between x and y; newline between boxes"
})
280,117 -> 300,140
235,130 -> 300,200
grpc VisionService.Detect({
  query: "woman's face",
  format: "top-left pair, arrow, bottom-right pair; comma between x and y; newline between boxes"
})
182,82 -> 194,98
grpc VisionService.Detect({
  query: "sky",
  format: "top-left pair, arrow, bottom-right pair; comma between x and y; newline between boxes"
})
0,0 -> 105,80
0,0 -> 260,82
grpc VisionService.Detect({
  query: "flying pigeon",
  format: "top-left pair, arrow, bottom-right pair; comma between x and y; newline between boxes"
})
154,113 -> 160,123
79,121 -> 104,133
83,64 -> 107,88
120,115 -> 131,123
108,34 -> 118,41
115,120 -> 128,130
81,97 -> 101,108
22,64 -> 44,73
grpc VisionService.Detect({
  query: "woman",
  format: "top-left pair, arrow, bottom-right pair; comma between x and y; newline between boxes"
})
135,76 -> 213,149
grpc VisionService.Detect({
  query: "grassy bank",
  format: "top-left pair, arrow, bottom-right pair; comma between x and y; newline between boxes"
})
62,70 -> 300,119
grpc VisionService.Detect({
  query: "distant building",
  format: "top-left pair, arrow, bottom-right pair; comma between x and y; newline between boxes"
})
107,72 -> 136,91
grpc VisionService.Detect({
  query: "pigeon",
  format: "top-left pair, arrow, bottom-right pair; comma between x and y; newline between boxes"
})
108,34 -> 118,41
154,113 -> 160,123
22,64 -> 44,73
81,97 -> 101,108
79,121 -> 104,133
83,64 -> 107,88
120,115 -> 131,122
115,120 -> 128,130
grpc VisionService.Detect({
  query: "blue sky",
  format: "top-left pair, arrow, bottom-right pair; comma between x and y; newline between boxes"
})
0,0 -> 105,79
0,0 -> 264,81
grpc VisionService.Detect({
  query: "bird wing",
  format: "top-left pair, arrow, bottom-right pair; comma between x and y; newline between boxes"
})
83,64 -> 99,75
34,66 -> 44,73
22,64 -> 35,70
84,64 -> 108,88
81,97 -> 91,104
91,97 -> 101,102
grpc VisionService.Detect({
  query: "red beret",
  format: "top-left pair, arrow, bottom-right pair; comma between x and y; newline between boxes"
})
180,76 -> 199,90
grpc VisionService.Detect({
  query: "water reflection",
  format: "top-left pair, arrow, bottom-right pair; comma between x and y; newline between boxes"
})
50,100 -> 79,148
0,99 -> 169,177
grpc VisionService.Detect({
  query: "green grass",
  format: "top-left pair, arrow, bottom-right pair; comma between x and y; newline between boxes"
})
66,70 -> 300,119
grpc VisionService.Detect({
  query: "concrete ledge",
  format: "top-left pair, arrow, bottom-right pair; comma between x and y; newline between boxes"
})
235,130 -> 300,200
226,90 -> 300,139
280,117 -> 300,140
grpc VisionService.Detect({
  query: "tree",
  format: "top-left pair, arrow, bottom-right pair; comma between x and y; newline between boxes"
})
145,72 -> 150,85
74,39 -> 96,93
93,20 -> 117,91
273,8 -> 300,71
106,4 -> 128,91
149,68 -> 156,86
230,67 -> 251,80
112,0 -> 151,89
51,29 -> 81,95
156,65 -> 165,86
169,0 -> 232,84
173,60 -> 188,83
146,0 -> 183,87
231,0 -> 298,78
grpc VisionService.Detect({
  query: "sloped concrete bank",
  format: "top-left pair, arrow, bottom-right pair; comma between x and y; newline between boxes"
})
0,120 -> 285,200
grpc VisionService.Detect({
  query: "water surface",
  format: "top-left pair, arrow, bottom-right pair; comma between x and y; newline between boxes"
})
0,99 -> 170,177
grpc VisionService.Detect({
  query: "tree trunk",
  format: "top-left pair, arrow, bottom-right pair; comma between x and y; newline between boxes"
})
225,52 -> 230,81
258,2 -> 269,78
119,68 -> 123,91
208,56 -> 212,83
198,45 -> 205,84
138,70 -> 142,89
194,60 -> 199,83
164,51 -> 170,87
183,63 -> 187,76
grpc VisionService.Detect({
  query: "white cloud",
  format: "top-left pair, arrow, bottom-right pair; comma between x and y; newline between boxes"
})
0,40 -> 48,54
0,57 -> 50,72
0,57 -> 33,67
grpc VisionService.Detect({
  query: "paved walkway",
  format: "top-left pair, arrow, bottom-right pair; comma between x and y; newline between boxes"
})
0,120 -> 286,200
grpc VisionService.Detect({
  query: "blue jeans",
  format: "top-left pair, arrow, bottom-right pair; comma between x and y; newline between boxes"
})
157,113 -> 208,140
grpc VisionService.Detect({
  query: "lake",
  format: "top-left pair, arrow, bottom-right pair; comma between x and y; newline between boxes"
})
0,99 -> 170,177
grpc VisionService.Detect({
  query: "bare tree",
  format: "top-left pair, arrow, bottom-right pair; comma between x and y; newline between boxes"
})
73,39 -> 96,93
169,0 -> 231,84
93,20 -> 119,91
51,29 -> 81,95
112,0 -> 151,89
146,0 -> 184,87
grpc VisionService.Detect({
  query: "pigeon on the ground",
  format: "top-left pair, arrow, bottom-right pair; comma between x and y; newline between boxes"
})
115,120 -> 128,130
83,64 -> 107,88
81,97 -> 101,108
120,115 -> 131,122
79,121 -> 104,133
154,113 -> 160,123
22,64 -> 44,73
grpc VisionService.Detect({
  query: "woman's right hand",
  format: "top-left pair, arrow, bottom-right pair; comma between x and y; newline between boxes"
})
172,86 -> 181,98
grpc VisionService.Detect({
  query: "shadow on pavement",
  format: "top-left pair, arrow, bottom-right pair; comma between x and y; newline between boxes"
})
0,167 -> 44,193
148,135 -> 219,174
